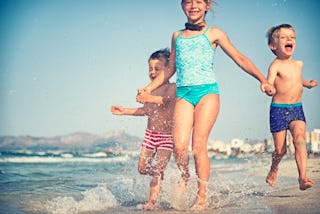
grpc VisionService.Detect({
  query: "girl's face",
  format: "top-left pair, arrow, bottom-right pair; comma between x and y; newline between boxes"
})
271,28 -> 296,58
181,0 -> 210,24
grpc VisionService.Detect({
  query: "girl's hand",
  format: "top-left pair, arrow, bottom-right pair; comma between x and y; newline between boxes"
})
136,88 -> 151,103
261,82 -> 276,96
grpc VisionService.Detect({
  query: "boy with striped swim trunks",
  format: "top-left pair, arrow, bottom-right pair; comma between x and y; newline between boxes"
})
111,48 -> 176,210
265,24 -> 318,190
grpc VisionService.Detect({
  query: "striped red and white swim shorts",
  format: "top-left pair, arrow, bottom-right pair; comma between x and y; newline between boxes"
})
142,129 -> 173,151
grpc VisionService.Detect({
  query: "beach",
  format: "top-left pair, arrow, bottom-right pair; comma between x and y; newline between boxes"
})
0,152 -> 319,214
83,157 -> 320,214
252,157 -> 320,214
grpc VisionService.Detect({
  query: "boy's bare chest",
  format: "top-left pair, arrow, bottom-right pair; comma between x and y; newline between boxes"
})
277,65 -> 301,82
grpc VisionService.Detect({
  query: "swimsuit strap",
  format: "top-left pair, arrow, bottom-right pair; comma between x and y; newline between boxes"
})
203,26 -> 210,34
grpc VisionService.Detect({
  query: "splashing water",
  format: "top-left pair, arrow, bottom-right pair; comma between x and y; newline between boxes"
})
0,152 -> 285,213
44,184 -> 118,214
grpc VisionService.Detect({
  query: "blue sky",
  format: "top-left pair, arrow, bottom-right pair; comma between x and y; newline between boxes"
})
1,0 -> 319,142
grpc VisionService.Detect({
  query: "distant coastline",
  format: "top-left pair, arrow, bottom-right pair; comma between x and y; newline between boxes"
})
1,129 -> 319,159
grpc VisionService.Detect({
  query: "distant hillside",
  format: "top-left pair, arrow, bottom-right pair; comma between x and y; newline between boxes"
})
0,130 -> 142,152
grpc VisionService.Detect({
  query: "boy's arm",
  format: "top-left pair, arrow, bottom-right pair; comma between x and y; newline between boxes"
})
110,105 -> 147,116
265,62 -> 278,96
303,79 -> 318,89
267,64 -> 277,85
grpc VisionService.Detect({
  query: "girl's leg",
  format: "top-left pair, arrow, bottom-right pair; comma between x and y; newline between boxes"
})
266,130 -> 287,187
192,94 -> 220,207
289,121 -> 313,190
143,149 -> 172,210
173,98 -> 194,183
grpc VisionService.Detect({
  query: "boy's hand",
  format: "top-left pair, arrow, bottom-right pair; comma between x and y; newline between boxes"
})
261,82 -> 276,96
110,105 -> 124,115
309,80 -> 318,88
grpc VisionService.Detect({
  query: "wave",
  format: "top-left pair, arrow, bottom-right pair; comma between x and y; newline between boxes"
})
0,152 -> 132,163
44,184 -> 118,214
82,152 -> 108,158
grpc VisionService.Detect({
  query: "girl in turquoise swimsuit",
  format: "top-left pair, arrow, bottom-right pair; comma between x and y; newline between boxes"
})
137,0 -> 274,210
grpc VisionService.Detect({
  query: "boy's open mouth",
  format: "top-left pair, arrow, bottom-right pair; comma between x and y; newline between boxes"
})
285,44 -> 293,51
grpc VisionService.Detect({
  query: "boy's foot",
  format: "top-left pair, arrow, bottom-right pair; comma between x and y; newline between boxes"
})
266,168 -> 278,187
298,178 -> 314,191
143,201 -> 156,211
191,196 -> 209,211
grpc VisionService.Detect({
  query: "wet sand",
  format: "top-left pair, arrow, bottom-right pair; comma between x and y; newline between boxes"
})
258,157 -> 320,214
81,157 -> 320,214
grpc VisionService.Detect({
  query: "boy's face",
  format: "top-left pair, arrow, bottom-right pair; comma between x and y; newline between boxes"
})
148,58 -> 167,80
270,28 -> 296,57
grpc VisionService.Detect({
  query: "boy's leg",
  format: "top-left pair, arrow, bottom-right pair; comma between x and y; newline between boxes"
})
138,147 -> 155,175
143,149 -> 172,210
289,121 -> 314,190
266,130 -> 287,187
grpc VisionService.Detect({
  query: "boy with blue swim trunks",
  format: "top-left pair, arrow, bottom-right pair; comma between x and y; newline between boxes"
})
265,24 -> 318,191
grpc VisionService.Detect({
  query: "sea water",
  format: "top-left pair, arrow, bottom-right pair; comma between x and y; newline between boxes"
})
0,150 -> 298,214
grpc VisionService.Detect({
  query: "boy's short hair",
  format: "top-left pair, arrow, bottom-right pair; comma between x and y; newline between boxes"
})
149,48 -> 170,66
267,24 -> 295,55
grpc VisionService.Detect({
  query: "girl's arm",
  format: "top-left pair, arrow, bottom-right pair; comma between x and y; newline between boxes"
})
136,84 -> 176,105
215,29 -> 268,84
136,93 -> 169,105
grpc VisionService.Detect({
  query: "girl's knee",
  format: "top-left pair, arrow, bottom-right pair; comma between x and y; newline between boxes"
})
174,144 -> 187,155
192,142 -> 207,157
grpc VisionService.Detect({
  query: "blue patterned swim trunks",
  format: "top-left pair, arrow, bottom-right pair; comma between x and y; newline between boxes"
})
269,102 -> 306,133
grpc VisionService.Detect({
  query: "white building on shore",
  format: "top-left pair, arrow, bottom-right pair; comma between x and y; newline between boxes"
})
206,128 -> 320,157
309,129 -> 320,154
269,129 -> 320,155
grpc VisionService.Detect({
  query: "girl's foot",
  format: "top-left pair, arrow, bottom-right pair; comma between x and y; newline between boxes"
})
143,200 -> 156,211
191,195 -> 209,210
